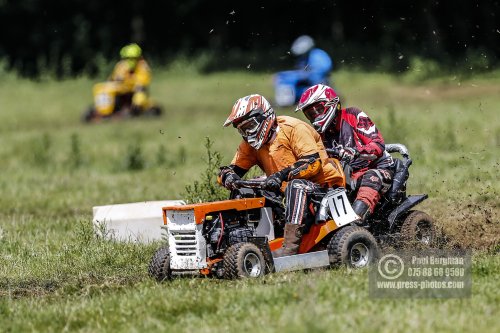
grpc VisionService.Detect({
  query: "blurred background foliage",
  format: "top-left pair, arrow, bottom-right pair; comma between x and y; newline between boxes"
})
0,0 -> 499,78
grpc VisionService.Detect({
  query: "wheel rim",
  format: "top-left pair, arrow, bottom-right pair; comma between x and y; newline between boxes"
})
243,252 -> 262,277
416,221 -> 433,245
350,243 -> 370,268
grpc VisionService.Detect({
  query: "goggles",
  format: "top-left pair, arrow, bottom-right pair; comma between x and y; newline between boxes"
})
235,117 -> 260,138
303,97 -> 340,122
303,101 -> 327,122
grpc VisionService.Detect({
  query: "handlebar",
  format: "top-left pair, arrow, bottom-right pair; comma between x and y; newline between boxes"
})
232,179 -> 284,207
233,179 -> 265,189
325,148 -> 377,161
325,148 -> 338,156
385,143 -> 410,159
326,143 -> 411,163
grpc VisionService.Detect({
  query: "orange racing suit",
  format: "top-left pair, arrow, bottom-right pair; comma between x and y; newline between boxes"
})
220,115 -> 345,225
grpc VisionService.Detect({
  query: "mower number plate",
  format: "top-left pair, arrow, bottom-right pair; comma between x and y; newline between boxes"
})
326,189 -> 359,227
96,93 -> 113,108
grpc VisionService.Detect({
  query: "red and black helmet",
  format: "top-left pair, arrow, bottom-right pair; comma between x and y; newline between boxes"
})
295,84 -> 341,134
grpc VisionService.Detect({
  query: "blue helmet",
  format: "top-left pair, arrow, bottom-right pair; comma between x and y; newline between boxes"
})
291,35 -> 315,56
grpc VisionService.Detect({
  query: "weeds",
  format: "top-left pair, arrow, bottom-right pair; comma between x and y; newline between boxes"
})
156,144 -> 188,168
404,56 -> 442,82
75,219 -> 95,246
431,119 -> 458,152
31,133 -> 52,167
156,144 -> 166,166
177,146 -> 187,165
184,137 -> 227,203
124,141 -> 145,171
383,106 -> 407,143
68,133 -> 83,169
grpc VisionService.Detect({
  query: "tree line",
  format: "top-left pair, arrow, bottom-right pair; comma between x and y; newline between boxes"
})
0,0 -> 498,77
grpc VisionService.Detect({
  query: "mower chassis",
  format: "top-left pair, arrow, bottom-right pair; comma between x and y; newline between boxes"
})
273,250 -> 330,272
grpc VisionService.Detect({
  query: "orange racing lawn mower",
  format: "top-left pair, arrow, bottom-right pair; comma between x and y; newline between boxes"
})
149,179 -> 380,280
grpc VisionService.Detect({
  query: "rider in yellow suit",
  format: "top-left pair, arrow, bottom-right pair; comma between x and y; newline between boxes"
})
110,43 -> 152,115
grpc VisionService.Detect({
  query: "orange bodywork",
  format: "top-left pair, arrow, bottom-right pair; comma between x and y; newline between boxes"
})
298,220 -> 338,253
162,197 -> 266,225
200,257 -> 224,276
269,220 -> 338,254
163,196 -> 339,268
269,238 -> 284,251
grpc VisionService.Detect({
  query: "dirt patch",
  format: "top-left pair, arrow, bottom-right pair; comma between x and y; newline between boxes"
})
0,275 -> 143,299
0,278 -> 59,298
433,202 -> 500,251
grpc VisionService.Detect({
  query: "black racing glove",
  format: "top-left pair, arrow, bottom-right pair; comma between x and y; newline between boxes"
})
219,166 -> 241,190
264,171 -> 287,192
339,146 -> 359,164
224,173 -> 241,190
326,146 -> 342,159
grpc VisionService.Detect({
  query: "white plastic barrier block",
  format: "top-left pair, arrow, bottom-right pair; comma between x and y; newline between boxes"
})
92,200 -> 185,243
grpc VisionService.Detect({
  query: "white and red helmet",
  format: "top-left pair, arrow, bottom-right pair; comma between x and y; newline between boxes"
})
295,84 -> 341,133
224,94 -> 276,150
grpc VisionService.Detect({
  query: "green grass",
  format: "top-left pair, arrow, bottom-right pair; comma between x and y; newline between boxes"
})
2,255 -> 499,332
0,68 -> 499,332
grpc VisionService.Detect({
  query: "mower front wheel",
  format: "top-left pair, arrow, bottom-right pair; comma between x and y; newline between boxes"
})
148,246 -> 171,282
327,226 -> 379,268
143,105 -> 163,117
223,242 -> 266,279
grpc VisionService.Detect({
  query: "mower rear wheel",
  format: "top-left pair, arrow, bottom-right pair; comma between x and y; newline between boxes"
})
148,246 -> 171,282
400,210 -> 435,248
223,242 -> 266,279
327,226 -> 379,268
81,106 -> 96,123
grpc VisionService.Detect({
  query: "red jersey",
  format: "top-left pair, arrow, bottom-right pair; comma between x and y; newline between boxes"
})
323,107 -> 393,172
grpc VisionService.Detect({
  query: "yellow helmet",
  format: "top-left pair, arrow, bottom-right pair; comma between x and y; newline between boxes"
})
120,43 -> 142,59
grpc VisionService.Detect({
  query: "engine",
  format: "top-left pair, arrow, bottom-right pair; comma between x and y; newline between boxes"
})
202,208 -> 262,256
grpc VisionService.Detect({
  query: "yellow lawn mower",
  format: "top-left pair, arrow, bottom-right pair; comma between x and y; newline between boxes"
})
81,81 -> 162,123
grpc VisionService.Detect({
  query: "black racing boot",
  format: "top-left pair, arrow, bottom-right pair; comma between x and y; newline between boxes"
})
352,200 -> 371,225
273,224 -> 304,258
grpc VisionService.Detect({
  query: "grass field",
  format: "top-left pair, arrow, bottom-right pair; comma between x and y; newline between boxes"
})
0,68 -> 499,332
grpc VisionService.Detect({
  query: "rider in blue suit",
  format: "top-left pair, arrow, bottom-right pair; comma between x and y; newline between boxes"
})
293,36 -> 333,86
274,35 -> 333,107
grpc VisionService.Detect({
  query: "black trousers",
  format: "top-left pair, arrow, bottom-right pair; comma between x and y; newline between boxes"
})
284,179 -> 326,225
